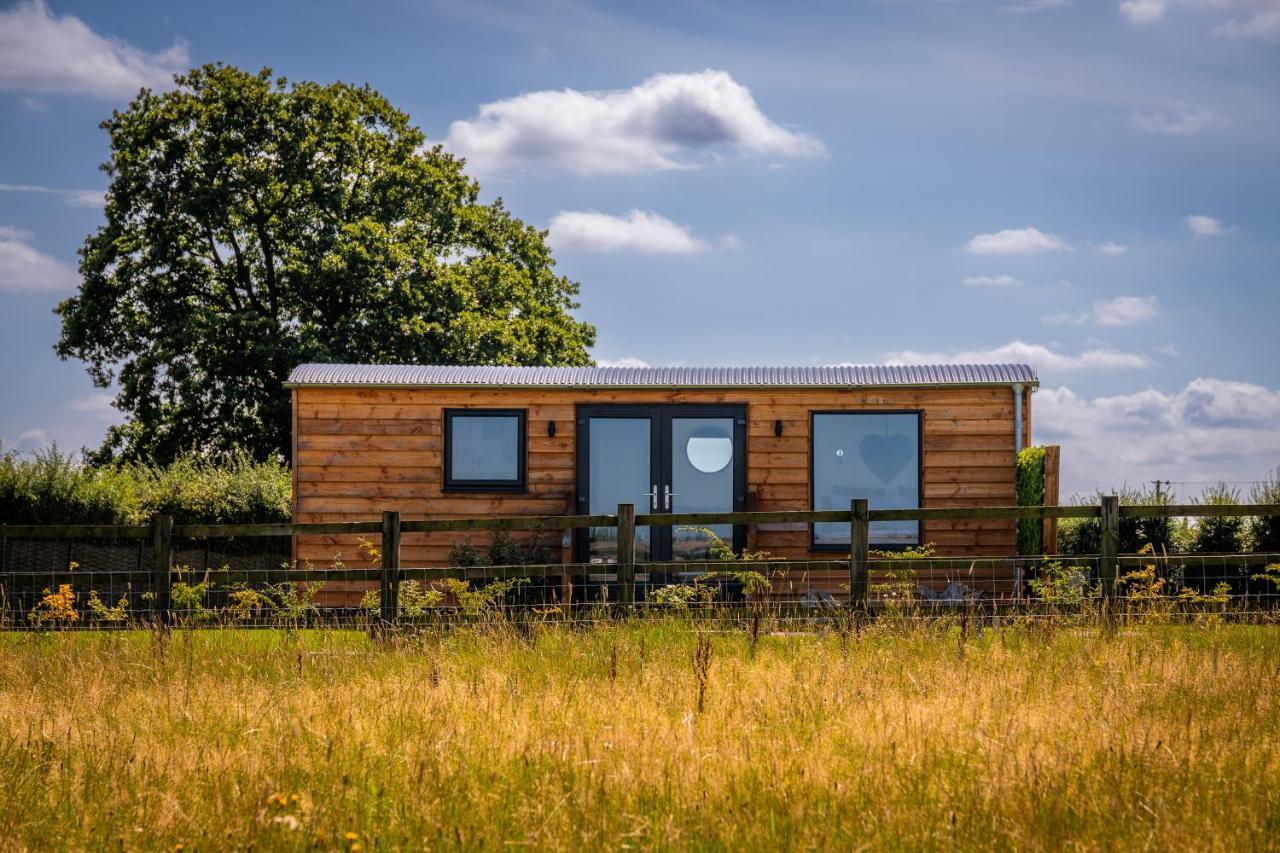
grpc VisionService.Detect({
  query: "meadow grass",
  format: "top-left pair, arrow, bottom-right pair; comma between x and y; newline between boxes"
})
1,619 -> 1278,850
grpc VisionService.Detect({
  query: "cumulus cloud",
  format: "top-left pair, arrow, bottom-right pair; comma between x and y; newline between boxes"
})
0,183 -> 103,208
962,274 -> 1021,287
883,340 -> 1150,370
0,226 -> 78,291
0,0 -> 187,99
1118,0 -> 1280,40
596,357 -> 651,368
548,210 -> 710,254
1092,295 -> 1158,326
1097,241 -> 1129,255
1129,105 -> 1225,135
1185,214 -> 1230,237
445,70 -> 825,175
11,428 -> 51,452
67,391 -> 119,420
965,227 -> 1070,255
1036,378 -> 1280,495
1043,295 -> 1158,327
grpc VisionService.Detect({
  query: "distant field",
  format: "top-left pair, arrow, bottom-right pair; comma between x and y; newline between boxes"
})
2,620 -> 1278,850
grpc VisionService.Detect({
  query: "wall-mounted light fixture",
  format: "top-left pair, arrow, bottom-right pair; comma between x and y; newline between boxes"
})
774,419 -> 783,437
547,421 -> 557,437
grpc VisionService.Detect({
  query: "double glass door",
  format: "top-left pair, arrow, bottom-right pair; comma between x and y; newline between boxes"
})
576,405 -> 746,563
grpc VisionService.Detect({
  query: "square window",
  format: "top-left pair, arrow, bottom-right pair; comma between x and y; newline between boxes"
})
811,412 -> 921,548
444,409 -> 526,491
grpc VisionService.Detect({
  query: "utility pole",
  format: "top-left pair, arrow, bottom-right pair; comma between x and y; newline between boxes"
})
1151,479 -> 1164,501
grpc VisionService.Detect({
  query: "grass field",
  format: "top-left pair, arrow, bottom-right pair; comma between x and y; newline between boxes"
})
2,619 -> 1279,850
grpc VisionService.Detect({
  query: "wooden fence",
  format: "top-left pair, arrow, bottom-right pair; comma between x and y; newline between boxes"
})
3,499 -> 1279,624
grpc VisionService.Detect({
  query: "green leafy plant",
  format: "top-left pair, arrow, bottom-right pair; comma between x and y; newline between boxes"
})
1028,560 -> 1091,609
1016,446 -> 1047,555
443,578 -> 529,617
86,590 -> 129,623
1248,468 -> 1280,554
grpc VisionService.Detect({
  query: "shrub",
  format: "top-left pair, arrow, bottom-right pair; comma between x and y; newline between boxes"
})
1248,468 -> 1280,554
1016,446 -> 1047,555
0,446 -> 290,525
1057,486 -> 1174,555
1188,483 -> 1244,554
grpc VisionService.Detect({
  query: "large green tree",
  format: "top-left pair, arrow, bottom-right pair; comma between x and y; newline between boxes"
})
57,64 -> 596,463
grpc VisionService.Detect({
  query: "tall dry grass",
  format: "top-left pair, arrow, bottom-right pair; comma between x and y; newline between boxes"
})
1,620 -> 1278,850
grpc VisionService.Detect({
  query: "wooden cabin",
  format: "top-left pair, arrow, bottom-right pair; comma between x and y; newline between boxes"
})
288,363 -> 1037,600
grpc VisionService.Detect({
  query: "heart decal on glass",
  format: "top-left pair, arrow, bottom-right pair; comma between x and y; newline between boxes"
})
859,432 -> 914,484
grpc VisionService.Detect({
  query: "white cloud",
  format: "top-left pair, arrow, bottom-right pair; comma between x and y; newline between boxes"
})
0,0 -> 187,99
883,340 -> 1150,370
0,226 -> 78,291
67,392 -> 118,420
962,274 -> 1021,287
1092,295 -> 1158,326
1185,214 -> 1229,237
0,183 -> 104,208
1003,0 -> 1073,12
1118,0 -> 1280,40
596,357 -> 651,368
547,209 -> 710,254
965,227 -> 1070,255
445,69 -> 825,175
1097,241 -> 1129,255
1043,295 -> 1158,327
1129,105 -> 1225,135
1036,378 -> 1280,495
1041,311 -> 1090,325
12,428 -> 51,452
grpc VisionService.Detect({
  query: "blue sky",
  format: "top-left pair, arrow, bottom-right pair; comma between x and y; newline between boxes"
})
0,0 -> 1277,496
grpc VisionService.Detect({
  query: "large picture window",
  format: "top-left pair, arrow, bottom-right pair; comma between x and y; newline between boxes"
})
811,412 -> 921,548
444,409 -> 526,492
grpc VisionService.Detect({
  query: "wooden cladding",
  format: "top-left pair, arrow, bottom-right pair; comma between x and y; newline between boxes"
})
293,384 -> 1024,573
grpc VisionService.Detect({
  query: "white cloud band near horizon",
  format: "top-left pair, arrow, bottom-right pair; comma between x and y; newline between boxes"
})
884,339 -> 1150,370
445,69 -> 825,175
1038,377 -> 1280,496
0,0 -> 187,99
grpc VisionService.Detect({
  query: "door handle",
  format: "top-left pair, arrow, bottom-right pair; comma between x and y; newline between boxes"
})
644,485 -> 658,511
663,484 -> 678,510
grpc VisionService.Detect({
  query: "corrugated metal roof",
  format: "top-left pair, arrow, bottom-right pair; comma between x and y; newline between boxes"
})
285,363 -> 1038,389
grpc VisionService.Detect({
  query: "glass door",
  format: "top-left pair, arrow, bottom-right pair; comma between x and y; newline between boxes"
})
666,414 -> 739,561
576,405 -> 745,563
579,409 -> 659,563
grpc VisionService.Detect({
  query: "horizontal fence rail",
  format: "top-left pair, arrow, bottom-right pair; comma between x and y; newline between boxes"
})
2,499 -> 1279,630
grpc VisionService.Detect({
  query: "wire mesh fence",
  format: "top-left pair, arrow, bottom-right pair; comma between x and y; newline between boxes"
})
4,536 -> 1279,631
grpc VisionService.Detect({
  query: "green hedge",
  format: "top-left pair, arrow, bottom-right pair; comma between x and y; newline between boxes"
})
0,447 -> 291,525
1015,446 -> 1047,555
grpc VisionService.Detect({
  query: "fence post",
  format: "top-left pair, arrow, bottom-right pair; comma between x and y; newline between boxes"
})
1099,495 -> 1119,601
380,510 -> 401,624
850,499 -> 870,611
151,514 -> 173,625
616,503 -> 636,612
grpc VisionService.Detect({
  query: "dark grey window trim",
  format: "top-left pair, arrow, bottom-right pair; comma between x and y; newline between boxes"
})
443,408 -> 527,493
809,410 -> 924,552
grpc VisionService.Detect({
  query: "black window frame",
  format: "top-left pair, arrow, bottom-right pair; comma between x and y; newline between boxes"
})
443,408 -> 528,493
809,409 -> 924,552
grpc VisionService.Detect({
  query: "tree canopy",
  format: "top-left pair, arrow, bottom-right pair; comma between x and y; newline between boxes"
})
57,64 -> 596,463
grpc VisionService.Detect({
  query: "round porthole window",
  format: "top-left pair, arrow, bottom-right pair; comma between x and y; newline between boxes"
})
686,429 -> 733,474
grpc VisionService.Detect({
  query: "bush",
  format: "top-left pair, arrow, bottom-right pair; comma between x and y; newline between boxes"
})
1188,483 -> 1244,554
0,445 -> 291,525
1016,446 -> 1047,555
1249,468 -> 1280,554
1057,485 -> 1174,556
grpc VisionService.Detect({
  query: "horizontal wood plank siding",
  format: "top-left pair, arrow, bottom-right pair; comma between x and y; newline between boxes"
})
293,384 -> 1025,594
